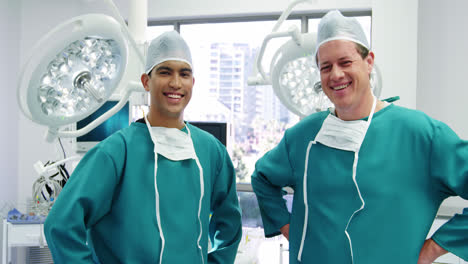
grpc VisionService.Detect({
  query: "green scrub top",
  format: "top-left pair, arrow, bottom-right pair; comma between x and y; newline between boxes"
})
44,122 -> 242,263
252,104 -> 468,263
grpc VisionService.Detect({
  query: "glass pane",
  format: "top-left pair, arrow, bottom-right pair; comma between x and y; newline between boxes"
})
237,191 -> 292,264
238,191 -> 292,228
180,21 -> 302,184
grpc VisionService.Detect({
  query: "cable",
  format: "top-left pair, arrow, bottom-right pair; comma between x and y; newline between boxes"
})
57,137 -> 67,159
31,159 -> 71,216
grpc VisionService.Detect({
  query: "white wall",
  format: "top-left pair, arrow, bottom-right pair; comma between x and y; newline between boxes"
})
417,0 -> 468,138
0,0 -> 20,204
1,1 -> 21,261
372,0 -> 419,108
417,0 -> 468,213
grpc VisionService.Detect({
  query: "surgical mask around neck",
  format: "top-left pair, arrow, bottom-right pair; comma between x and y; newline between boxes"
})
149,126 -> 196,161
314,97 -> 377,152
314,115 -> 369,152
144,116 -> 196,161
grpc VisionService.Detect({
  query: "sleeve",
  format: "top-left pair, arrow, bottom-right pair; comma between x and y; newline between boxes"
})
44,141 -> 124,263
429,122 -> 468,261
251,132 -> 295,237
207,146 -> 242,264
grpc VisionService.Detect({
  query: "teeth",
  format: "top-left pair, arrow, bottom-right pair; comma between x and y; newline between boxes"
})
167,94 -> 181,99
332,84 -> 349,90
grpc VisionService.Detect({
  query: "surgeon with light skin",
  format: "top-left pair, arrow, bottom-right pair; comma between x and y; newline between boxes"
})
251,10 -> 468,264
44,31 -> 242,263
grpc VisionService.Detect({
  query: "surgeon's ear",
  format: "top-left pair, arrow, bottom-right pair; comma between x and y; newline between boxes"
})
141,73 -> 150,92
366,51 -> 375,75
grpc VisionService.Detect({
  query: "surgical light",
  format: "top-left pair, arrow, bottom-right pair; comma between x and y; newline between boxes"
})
269,32 -> 326,117
248,0 -> 383,117
18,14 -> 128,128
18,10 -> 145,141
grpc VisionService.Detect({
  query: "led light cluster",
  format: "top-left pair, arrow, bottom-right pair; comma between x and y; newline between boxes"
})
278,56 -> 332,115
37,37 -> 121,118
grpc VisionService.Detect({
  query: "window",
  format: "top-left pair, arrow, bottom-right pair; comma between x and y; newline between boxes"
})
180,20 -> 302,186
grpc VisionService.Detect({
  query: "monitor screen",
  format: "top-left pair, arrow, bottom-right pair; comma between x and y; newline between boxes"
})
76,101 -> 130,152
189,122 -> 227,147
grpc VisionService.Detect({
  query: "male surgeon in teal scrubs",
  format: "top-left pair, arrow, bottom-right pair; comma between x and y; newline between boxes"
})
251,10 -> 468,264
45,31 -> 242,263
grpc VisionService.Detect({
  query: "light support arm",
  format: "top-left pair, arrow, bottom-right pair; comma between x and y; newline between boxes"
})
46,81 -> 144,141
248,26 -> 303,86
271,0 -> 317,33
128,0 -> 148,45
33,156 -> 81,177
247,0 -> 316,86
103,0 -> 146,67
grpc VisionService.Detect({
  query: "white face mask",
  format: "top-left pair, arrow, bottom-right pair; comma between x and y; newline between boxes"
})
143,115 -> 196,161
314,115 -> 369,152
314,97 -> 377,152
147,126 -> 197,161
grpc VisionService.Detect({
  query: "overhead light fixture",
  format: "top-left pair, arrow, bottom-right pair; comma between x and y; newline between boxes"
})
248,0 -> 383,117
17,1 -> 147,142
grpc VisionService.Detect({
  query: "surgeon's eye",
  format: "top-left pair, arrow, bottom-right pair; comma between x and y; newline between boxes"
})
158,71 -> 170,76
320,65 -> 331,73
180,71 -> 192,78
340,60 -> 352,67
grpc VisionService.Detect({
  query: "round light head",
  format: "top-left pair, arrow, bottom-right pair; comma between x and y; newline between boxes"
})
270,33 -> 327,117
18,14 -> 129,127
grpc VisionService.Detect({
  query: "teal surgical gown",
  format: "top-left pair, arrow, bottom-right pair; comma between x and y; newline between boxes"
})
252,104 -> 468,263
44,122 -> 242,263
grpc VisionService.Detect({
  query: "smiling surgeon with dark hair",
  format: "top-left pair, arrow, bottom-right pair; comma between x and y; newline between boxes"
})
44,30 -> 242,264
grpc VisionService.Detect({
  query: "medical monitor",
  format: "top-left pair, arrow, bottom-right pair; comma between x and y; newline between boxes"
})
75,100 -> 130,152
189,122 -> 227,147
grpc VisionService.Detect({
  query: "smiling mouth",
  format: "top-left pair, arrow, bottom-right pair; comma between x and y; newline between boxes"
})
331,83 -> 351,91
164,93 -> 183,99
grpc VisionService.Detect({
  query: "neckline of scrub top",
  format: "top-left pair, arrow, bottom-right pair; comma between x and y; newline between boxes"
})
134,118 -> 189,133
328,102 -> 394,122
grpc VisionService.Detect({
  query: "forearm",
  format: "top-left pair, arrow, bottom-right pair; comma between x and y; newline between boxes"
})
418,239 -> 448,264
251,171 -> 291,236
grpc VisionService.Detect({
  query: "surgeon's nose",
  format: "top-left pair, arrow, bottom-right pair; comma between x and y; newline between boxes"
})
169,75 -> 182,89
330,65 -> 345,80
